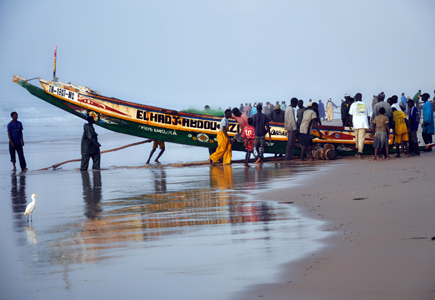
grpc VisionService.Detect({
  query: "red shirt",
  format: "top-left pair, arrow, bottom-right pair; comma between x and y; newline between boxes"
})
242,125 -> 255,151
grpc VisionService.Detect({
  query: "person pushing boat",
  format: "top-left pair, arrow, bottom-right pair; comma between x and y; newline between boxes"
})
209,109 -> 232,165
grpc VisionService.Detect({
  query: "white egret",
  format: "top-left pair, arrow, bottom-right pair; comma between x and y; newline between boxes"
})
24,194 -> 38,222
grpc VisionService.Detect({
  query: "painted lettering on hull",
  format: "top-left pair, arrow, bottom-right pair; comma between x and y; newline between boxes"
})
48,85 -> 77,101
139,125 -> 177,136
136,109 -> 231,133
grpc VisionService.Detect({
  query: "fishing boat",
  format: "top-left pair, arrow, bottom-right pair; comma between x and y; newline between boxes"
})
12,75 -> 433,157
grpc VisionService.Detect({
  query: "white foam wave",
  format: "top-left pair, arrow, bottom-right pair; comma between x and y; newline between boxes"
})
0,107 -> 82,127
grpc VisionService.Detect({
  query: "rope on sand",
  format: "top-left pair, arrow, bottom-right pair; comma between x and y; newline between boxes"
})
38,139 -> 151,171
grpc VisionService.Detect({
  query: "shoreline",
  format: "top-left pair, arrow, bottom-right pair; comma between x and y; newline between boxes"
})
234,151 -> 435,299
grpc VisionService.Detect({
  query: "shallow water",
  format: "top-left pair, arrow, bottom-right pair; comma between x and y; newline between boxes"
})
0,109 -> 330,300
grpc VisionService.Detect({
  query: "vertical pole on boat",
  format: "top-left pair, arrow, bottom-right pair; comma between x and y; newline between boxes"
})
53,45 -> 57,81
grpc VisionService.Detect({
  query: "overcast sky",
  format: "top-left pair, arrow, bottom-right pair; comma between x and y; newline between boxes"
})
1,0 -> 435,112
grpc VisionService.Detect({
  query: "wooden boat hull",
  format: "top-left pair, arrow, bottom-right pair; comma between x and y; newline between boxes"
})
13,76 -> 432,156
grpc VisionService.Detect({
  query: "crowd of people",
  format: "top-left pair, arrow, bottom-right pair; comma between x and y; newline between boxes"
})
8,91 -> 435,171
342,91 -> 435,160
238,100 -> 338,123
209,91 -> 435,165
210,98 -> 327,166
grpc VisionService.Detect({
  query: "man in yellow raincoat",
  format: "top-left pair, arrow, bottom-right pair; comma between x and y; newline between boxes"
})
209,109 -> 232,164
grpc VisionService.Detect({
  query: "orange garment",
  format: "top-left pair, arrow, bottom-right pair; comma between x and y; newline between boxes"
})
210,131 -> 232,164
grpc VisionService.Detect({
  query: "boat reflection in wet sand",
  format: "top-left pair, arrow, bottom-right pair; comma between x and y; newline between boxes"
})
52,166 -> 284,265
13,75 -> 434,157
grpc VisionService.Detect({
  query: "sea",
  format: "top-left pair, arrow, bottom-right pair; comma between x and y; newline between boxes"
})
0,103 -> 331,300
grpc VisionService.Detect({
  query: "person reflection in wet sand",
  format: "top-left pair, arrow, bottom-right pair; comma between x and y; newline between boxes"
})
81,171 -> 102,219
152,168 -> 167,193
259,202 -> 272,223
11,173 -> 27,223
210,165 -> 234,190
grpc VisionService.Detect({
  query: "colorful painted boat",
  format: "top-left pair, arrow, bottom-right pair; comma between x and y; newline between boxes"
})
12,76 -> 432,156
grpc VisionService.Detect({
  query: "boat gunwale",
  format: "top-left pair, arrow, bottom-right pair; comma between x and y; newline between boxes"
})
37,78 -> 226,122
24,77 -> 374,135
19,75 -> 424,153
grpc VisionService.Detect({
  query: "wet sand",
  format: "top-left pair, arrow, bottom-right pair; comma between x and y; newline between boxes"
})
0,145 -> 331,300
235,151 -> 435,300
2,113 -> 434,299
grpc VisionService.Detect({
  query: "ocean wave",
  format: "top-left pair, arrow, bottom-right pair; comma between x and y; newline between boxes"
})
0,112 -> 82,127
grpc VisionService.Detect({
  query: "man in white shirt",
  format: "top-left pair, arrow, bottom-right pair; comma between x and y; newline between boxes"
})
349,93 -> 372,158
284,98 -> 299,161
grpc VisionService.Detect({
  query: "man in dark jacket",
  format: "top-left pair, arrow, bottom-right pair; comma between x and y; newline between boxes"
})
252,104 -> 271,164
268,105 -> 285,123
80,116 -> 101,171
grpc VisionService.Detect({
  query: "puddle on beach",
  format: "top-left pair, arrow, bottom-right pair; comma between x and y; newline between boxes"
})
0,162 -> 330,300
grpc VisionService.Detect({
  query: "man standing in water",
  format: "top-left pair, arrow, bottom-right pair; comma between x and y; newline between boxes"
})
80,116 -> 101,171
7,111 -> 27,172
146,140 -> 165,164
209,109 -> 232,165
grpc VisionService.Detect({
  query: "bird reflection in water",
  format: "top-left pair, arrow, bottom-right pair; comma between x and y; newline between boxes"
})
25,226 -> 38,245
11,173 -> 38,245
81,170 -> 102,219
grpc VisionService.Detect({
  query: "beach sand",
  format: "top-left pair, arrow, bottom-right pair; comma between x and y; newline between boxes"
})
2,109 -> 435,299
0,139 -> 331,300
234,151 -> 435,300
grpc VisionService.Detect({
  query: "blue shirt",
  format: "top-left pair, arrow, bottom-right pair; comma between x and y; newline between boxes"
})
422,101 -> 434,134
7,120 -> 23,144
401,96 -> 407,107
250,107 -> 257,117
